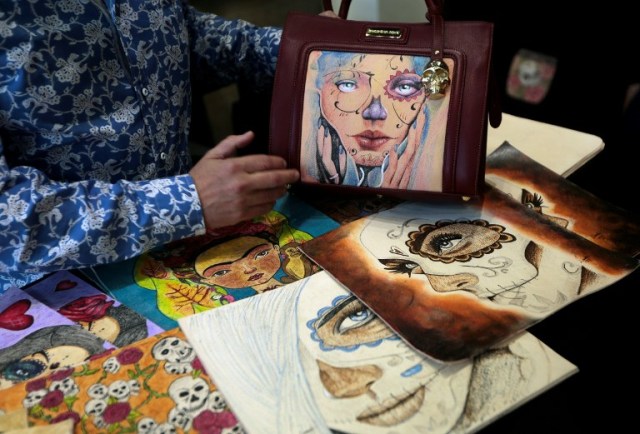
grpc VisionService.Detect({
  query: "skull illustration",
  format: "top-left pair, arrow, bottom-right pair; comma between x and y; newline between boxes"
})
102,356 -> 120,373
49,377 -> 79,396
108,380 -> 132,401
23,389 -> 47,408
85,398 -> 107,417
152,337 -> 195,364
154,423 -> 177,434
128,379 -> 141,395
87,383 -> 109,399
168,406 -> 193,431
168,376 -> 211,413
136,417 -> 157,434
208,390 -> 227,412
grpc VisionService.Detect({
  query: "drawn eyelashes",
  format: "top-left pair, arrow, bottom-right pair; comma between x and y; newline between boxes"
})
335,298 -> 376,334
312,295 -> 395,350
378,258 -> 422,277
521,189 -> 544,210
429,233 -> 463,256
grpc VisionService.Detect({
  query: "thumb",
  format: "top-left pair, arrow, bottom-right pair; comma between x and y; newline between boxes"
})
208,131 -> 255,159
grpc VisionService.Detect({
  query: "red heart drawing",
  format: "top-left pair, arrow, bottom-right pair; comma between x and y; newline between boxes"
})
55,280 -> 78,291
0,299 -> 34,331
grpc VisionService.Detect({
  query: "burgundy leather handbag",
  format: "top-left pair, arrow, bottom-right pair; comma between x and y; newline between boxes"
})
269,0 -> 501,202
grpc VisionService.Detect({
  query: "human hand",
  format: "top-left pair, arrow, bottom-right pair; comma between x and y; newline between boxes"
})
382,102 -> 427,189
189,131 -> 299,230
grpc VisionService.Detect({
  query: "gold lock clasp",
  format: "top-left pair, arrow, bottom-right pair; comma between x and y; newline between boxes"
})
422,59 -> 450,99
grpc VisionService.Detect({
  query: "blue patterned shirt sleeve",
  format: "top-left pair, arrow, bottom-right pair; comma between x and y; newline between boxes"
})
0,0 -> 282,292
185,3 -> 281,93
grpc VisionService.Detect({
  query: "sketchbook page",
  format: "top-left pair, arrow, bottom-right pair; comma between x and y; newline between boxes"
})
487,141 -> 640,257
0,408 -> 28,431
487,113 -> 604,176
300,185 -> 639,362
0,327 -> 242,433
179,271 -> 578,434
5,419 -> 74,434
22,270 -> 164,348
0,287 -> 113,391
84,192 -> 341,330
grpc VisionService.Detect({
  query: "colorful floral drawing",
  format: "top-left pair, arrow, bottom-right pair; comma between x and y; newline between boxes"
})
0,328 -> 241,434
133,209 -> 321,320
1,287 -> 113,391
86,193 -> 340,329
24,271 -> 164,348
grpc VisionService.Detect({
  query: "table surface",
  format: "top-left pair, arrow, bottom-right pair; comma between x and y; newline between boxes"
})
5,114 -> 630,433
487,112 -> 604,177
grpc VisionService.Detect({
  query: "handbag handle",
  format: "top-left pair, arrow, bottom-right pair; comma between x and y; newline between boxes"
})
321,0 -> 443,22
320,0 -> 448,97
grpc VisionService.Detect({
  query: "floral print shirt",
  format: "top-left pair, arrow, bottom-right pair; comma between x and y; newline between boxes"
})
0,0 -> 281,292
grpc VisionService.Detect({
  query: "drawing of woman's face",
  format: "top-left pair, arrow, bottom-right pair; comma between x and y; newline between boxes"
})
360,215 -> 542,302
83,317 -> 120,343
296,273 -> 470,432
1,345 -> 90,384
194,236 -> 282,289
318,53 -> 427,167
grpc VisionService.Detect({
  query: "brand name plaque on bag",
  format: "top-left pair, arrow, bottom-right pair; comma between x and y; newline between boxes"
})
365,27 -> 403,39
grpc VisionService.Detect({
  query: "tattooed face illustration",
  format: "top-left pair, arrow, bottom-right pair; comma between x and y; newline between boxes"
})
359,214 -> 544,302
317,52 -> 427,168
295,272 -> 471,432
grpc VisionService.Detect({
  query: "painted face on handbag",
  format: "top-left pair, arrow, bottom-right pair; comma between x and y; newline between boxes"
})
316,52 -> 428,167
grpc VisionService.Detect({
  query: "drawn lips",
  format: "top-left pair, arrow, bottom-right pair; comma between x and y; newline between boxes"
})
353,130 -> 391,150
356,385 -> 425,426
249,273 -> 264,282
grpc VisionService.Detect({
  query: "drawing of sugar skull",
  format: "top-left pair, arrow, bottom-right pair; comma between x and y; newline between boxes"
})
22,389 -> 47,408
84,398 -> 107,420
152,336 -> 196,374
49,377 -> 79,397
136,417 -> 157,434
295,271 -> 472,433
107,379 -> 140,401
358,202 -> 588,315
168,375 -> 213,431
169,376 -> 211,413
301,50 -> 451,190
